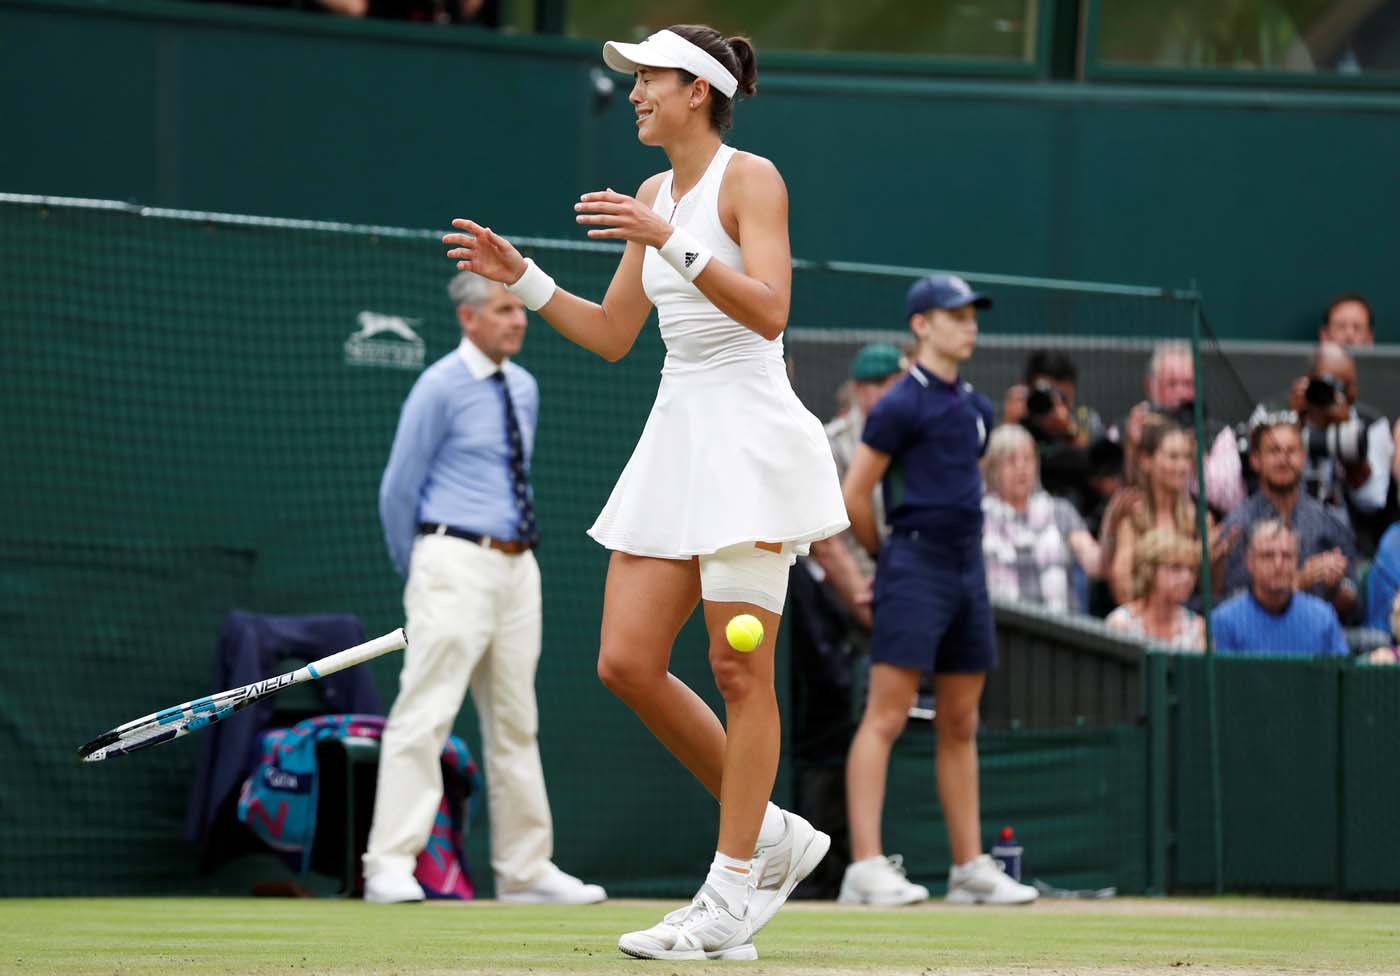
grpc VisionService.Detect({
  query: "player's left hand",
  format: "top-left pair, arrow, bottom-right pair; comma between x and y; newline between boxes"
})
575,189 -> 673,248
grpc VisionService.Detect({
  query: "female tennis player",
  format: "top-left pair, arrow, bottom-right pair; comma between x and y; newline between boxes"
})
443,24 -> 846,961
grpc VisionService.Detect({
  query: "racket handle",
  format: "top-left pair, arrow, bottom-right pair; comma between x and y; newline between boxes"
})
305,628 -> 407,680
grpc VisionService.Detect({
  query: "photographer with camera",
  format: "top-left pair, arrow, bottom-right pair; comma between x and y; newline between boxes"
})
1287,342 -> 1392,555
1002,349 -> 1117,527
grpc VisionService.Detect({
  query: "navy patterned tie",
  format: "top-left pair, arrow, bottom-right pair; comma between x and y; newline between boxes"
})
491,370 -> 539,547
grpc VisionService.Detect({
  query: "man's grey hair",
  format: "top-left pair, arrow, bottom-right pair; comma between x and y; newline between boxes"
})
1247,518 -> 1297,554
1146,341 -> 1192,383
447,270 -> 500,309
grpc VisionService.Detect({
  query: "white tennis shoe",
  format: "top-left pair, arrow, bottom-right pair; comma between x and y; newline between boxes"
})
617,885 -> 758,961
945,853 -> 1038,905
837,854 -> 930,906
748,809 -> 831,934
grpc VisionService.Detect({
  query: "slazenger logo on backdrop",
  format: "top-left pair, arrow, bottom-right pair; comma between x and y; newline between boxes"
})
344,310 -> 425,370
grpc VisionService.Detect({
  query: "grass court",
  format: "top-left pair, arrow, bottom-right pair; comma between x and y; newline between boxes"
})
5,895 -> 1398,975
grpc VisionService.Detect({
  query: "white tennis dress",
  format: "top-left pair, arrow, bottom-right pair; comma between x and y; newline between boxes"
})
587,144 -> 849,558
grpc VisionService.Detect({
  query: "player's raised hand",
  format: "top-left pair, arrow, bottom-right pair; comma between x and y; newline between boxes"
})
575,189 -> 673,248
443,219 -> 527,284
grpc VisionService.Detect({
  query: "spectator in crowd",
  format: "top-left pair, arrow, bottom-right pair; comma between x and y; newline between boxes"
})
365,270 -> 604,905
810,343 -> 906,628
1365,521 -> 1400,634
1001,348 -> 1117,522
1211,520 -> 1348,657
1120,341 -> 1245,515
1217,412 -> 1358,620
1362,589 -> 1400,665
1105,528 -> 1205,652
980,424 -> 1101,613
1287,342 -> 1393,554
1318,292 -> 1374,348
1103,416 -> 1227,608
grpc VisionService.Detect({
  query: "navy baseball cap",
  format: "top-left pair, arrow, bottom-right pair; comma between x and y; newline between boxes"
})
906,274 -> 993,317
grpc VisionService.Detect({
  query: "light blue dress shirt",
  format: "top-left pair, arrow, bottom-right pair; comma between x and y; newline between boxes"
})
379,337 -> 538,577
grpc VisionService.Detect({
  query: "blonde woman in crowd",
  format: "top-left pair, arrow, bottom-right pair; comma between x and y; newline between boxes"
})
1106,529 -> 1206,651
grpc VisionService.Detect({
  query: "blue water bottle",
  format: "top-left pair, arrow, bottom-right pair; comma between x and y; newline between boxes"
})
990,826 -> 1024,881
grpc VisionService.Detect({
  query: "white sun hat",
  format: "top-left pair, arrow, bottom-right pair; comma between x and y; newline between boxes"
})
602,29 -> 739,99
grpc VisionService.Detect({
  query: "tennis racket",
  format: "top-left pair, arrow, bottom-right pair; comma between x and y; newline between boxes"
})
78,627 -> 407,763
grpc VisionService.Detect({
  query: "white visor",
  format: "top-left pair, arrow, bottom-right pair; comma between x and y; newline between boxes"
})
602,29 -> 739,99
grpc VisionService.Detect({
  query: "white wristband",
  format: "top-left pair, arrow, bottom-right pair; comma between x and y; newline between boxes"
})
658,227 -> 713,283
506,258 -> 557,311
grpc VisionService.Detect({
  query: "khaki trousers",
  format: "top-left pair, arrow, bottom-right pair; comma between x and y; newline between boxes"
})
363,533 -> 552,891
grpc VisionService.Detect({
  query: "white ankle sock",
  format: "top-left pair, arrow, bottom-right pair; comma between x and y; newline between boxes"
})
706,852 -> 752,916
756,802 -> 786,848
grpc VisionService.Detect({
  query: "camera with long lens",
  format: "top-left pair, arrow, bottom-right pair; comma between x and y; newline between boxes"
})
1305,373 -> 1346,410
1026,380 -> 1061,418
1302,417 -> 1366,465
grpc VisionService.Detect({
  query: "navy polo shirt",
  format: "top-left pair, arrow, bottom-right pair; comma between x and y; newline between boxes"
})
861,364 -> 995,546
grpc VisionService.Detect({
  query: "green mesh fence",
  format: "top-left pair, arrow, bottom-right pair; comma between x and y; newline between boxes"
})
1,195 -> 701,897
3,193 -> 1220,899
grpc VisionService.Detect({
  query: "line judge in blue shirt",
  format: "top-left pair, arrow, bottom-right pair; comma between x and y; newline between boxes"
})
362,270 -> 605,906
1211,518 -> 1348,658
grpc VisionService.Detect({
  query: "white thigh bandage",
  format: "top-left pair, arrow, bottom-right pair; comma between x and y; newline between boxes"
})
698,543 -> 796,614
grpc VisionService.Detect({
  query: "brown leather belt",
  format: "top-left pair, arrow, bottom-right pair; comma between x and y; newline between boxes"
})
417,523 -> 533,555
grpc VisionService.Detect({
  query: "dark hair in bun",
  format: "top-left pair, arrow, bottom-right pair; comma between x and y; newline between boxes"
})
668,24 -> 758,135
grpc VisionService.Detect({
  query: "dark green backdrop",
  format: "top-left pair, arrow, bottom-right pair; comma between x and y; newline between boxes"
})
2,0 -> 1398,343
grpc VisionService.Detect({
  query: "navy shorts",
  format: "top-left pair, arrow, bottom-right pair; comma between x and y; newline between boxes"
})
870,531 -> 997,674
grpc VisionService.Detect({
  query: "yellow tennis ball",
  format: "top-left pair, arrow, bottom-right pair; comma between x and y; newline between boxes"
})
725,614 -> 764,653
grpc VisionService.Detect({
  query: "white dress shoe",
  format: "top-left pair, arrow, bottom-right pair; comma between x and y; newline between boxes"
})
497,864 -> 607,905
363,870 -> 425,904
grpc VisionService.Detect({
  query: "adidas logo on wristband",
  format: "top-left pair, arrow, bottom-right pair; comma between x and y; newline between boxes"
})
684,252 -> 698,268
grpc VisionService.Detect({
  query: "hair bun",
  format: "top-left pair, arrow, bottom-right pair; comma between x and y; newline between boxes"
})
725,35 -> 758,98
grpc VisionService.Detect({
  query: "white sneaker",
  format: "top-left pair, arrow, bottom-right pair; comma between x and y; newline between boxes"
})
945,853 -> 1038,905
363,869 -> 425,904
837,855 -> 930,906
498,863 -> 607,905
749,809 -> 831,934
617,884 -> 758,961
